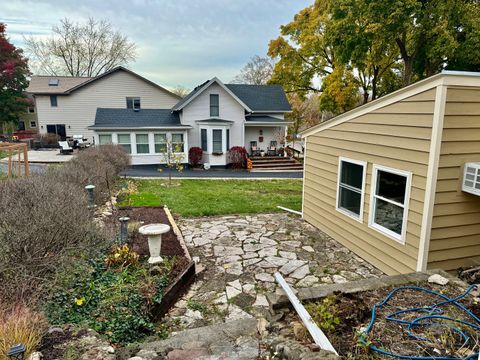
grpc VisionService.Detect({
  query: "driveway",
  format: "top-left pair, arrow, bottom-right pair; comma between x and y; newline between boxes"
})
123,165 -> 303,179
163,213 -> 383,330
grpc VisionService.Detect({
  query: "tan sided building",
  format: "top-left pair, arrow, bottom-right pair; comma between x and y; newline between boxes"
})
301,71 -> 480,275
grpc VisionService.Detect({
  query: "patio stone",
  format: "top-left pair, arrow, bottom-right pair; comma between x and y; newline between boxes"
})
165,213 -> 384,332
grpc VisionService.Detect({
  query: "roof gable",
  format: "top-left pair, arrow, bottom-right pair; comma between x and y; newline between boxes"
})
27,67 -> 181,100
172,77 -> 251,111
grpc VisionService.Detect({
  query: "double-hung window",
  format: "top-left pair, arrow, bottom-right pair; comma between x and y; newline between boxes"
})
98,134 -> 112,145
369,165 -> 411,243
212,129 -> 222,153
336,157 -> 366,220
210,94 -> 219,117
135,134 -> 149,154
171,133 -> 184,152
154,133 -> 167,153
201,129 -> 208,151
126,97 -> 141,110
117,134 -> 131,154
50,95 -> 58,107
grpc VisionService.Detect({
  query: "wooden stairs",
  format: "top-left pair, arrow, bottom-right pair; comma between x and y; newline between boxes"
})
249,156 -> 304,172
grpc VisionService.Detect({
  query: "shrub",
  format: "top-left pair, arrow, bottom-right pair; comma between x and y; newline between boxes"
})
39,133 -> 60,146
0,145 -> 129,304
105,244 -> 139,268
228,146 -> 247,169
188,147 -> 203,167
0,305 -> 48,359
46,256 -> 174,344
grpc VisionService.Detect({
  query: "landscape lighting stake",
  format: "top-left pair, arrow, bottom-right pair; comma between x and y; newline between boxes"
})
7,343 -> 26,360
85,184 -> 96,208
119,216 -> 130,244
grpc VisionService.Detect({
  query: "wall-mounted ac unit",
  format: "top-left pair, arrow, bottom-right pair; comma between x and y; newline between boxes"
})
462,162 -> 480,196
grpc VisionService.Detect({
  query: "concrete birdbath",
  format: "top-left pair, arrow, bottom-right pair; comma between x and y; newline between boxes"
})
138,223 -> 171,264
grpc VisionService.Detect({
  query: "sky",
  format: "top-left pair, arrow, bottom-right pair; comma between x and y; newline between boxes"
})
0,0 -> 312,90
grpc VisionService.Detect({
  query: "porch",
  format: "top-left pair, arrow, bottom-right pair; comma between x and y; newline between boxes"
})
244,115 -> 288,157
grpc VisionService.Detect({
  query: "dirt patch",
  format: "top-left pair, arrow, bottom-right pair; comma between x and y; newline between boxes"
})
37,328 -> 89,359
286,283 -> 479,359
117,206 -> 190,278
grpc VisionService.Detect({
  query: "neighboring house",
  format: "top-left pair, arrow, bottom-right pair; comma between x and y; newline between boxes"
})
26,67 -> 181,142
301,71 -> 480,275
17,94 -> 38,132
89,77 -> 291,165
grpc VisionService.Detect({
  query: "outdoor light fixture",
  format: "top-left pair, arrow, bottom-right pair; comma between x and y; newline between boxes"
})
85,184 -> 96,209
119,216 -> 130,244
7,344 -> 26,360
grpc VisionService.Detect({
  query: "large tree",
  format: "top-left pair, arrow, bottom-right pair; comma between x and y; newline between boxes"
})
269,0 -> 480,115
24,17 -> 136,77
0,23 -> 30,132
232,55 -> 274,85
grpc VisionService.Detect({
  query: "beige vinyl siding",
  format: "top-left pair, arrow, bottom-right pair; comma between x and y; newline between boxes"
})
427,86 -> 480,271
35,70 -> 179,142
303,89 -> 435,275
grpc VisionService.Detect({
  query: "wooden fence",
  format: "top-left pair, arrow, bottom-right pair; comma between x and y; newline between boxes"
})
0,142 -> 29,177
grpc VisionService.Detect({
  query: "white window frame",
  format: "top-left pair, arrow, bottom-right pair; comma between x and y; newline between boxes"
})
117,133 -> 132,154
98,134 -> 112,145
154,133 -> 167,154
29,121 -> 37,128
368,164 -> 412,244
171,133 -> 185,153
336,157 -> 366,222
126,97 -> 141,110
135,133 -> 150,154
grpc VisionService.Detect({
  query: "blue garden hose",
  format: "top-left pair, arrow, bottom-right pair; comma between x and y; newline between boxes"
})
358,284 -> 480,359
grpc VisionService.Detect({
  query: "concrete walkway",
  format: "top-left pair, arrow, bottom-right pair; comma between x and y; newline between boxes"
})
163,213 -> 383,332
123,165 -> 303,179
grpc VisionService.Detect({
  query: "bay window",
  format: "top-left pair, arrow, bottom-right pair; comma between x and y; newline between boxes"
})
212,129 -> 222,152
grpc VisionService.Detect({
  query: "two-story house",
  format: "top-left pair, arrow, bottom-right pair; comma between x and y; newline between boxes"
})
27,67 -> 181,142
28,67 -> 292,166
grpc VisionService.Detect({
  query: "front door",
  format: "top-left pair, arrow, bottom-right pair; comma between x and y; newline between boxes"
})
17,121 -> 25,131
46,124 -> 67,140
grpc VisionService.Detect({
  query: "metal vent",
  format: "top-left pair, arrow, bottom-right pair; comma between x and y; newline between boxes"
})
462,162 -> 480,196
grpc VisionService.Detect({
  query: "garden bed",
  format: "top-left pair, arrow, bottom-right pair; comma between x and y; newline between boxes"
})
271,272 -> 479,359
41,206 -> 195,356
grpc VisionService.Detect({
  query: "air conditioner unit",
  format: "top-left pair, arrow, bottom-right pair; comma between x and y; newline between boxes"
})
462,162 -> 480,196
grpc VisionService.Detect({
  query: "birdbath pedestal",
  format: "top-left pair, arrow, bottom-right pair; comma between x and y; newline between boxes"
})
138,223 -> 171,264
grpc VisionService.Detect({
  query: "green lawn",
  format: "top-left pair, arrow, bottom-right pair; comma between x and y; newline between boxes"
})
119,179 -> 302,217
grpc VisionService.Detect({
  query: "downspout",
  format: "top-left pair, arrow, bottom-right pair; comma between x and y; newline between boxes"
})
416,84 -> 447,272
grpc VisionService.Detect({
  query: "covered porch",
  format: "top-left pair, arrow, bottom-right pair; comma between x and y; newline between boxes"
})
244,115 -> 288,157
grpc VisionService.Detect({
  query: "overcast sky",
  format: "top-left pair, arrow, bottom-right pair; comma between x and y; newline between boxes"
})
0,0 -> 311,90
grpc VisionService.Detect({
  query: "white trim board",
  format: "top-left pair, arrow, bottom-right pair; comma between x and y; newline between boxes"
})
416,85 -> 447,271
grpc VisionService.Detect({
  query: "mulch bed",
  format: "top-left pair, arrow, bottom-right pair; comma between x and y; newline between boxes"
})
288,282 -> 479,359
117,206 -> 190,278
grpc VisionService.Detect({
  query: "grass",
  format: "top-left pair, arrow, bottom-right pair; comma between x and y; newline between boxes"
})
118,179 -> 302,217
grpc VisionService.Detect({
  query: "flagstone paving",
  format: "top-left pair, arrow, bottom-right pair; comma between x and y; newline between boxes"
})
163,213 -> 384,331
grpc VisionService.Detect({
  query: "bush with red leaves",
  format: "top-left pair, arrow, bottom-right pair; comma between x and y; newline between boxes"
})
189,147 -> 203,167
229,146 -> 247,169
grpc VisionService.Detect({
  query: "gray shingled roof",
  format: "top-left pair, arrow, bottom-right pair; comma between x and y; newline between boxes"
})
90,108 -> 186,129
226,84 -> 291,112
245,115 -> 287,123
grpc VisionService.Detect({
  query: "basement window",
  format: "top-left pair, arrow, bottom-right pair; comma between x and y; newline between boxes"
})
369,165 -> 412,243
336,157 -> 366,221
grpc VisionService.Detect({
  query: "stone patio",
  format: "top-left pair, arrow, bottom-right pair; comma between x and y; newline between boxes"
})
163,213 -> 383,331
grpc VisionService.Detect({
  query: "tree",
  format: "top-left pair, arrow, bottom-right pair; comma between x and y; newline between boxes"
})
171,85 -> 190,98
0,23 -> 30,132
232,55 -> 274,85
24,17 -> 136,76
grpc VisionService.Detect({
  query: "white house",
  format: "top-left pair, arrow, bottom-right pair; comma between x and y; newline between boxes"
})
28,68 -> 292,166
27,67 -> 181,142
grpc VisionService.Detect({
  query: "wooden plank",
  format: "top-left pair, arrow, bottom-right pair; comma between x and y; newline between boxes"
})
431,223 -> 480,239
23,144 -> 29,177
307,138 -> 430,166
320,129 -> 431,152
303,206 -> 413,275
372,101 -> 434,114
442,128 -> 480,142
442,115 -> 480,129
430,234 -> 480,251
